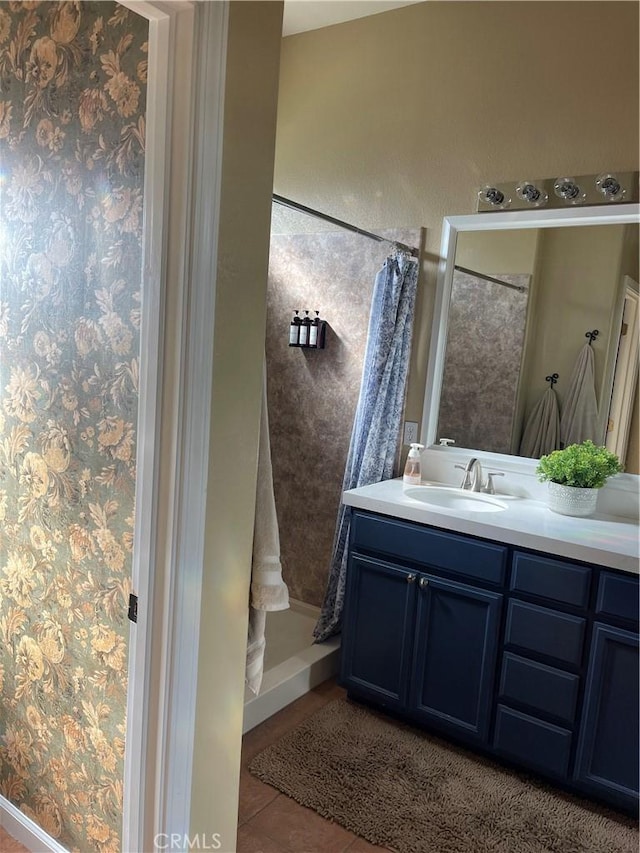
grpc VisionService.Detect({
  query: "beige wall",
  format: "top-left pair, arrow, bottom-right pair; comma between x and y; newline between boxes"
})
275,0 -> 639,452
455,229 -> 539,276
190,2 -> 284,847
522,225 -> 626,438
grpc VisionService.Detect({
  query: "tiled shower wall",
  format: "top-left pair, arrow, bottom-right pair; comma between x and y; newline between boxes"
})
266,227 -> 420,607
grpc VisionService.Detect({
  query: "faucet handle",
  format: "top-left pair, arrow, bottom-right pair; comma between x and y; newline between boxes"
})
481,472 -> 504,495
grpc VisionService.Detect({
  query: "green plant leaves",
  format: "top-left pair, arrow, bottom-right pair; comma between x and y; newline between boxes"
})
536,440 -> 623,489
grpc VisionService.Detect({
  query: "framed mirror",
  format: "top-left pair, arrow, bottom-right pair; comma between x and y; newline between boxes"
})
422,204 -> 640,470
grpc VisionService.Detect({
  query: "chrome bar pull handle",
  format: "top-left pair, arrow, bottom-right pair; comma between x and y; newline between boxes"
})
407,573 -> 417,584
419,577 -> 429,589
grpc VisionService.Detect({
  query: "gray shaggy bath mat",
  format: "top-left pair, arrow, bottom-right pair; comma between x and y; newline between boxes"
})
250,698 -> 638,853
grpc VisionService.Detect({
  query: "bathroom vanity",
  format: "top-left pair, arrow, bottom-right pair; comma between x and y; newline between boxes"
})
339,200 -> 640,812
339,478 -> 639,814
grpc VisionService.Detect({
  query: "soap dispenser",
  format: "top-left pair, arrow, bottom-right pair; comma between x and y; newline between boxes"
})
403,443 -> 424,486
289,310 -> 301,346
299,310 -> 311,346
309,310 -> 321,347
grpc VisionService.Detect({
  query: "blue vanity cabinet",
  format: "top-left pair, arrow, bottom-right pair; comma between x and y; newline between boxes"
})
492,551 -> 590,780
340,509 -> 639,813
341,511 -> 505,745
410,574 -> 502,743
340,553 -> 417,711
573,570 -> 640,811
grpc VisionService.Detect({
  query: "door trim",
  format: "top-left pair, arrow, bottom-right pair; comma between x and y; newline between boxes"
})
606,278 -> 639,461
150,1 -> 229,849
123,0 -> 228,851
0,796 -> 69,853
120,1 -> 228,851
118,3 -> 176,850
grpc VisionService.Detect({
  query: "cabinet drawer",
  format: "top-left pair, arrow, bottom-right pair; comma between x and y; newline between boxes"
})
504,599 -> 586,667
499,652 -> 580,724
510,552 -> 590,609
494,705 -> 572,778
350,512 -> 507,585
596,571 -> 639,626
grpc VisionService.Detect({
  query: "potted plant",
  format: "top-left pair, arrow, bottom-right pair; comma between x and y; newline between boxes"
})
536,440 -> 623,517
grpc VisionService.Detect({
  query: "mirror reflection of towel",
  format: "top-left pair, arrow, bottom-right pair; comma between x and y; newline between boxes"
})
560,343 -> 599,448
519,386 -> 561,458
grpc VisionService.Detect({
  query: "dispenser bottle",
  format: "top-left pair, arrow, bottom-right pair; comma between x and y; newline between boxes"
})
289,310 -> 301,346
403,443 -> 424,486
299,310 -> 311,346
309,311 -> 320,347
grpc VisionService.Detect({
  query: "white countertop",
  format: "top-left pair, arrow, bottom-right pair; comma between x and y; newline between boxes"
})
343,478 -> 640,575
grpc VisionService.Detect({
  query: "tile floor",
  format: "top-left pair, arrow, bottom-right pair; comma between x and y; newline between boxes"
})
0,826 -> 29,853
239,679 -> 390,853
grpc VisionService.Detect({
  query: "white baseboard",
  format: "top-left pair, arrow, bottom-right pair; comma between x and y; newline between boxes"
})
0,796 -> 68,853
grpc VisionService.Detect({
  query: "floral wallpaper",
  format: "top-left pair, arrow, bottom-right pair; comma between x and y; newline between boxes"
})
0,3 -> 147,851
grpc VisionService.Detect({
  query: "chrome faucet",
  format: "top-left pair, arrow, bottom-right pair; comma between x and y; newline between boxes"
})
455,458 -> 483,492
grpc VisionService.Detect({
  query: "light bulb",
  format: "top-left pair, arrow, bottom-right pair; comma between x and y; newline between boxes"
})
596,173 -> 626,202
515,181 -> 548,207
477,186 -> 510,209
553,177 -> 586,205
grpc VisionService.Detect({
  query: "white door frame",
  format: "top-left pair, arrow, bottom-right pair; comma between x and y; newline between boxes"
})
145,2 -> 229,850
0,3 -> 228,852
123,2 -> 228,852
606,278 -> 640,462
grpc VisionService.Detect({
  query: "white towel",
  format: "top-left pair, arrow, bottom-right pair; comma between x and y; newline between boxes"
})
519,386 -> 561,458
560,343 -> 599,448
245,609 -> 267,696
246,365 -> 289,695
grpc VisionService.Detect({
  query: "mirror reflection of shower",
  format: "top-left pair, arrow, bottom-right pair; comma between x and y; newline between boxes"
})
437,268 -> 530,455
429,221 -> 639,465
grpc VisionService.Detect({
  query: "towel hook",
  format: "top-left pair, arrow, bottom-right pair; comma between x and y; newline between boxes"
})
585,329 -> 599,345
545,373 -> 559,388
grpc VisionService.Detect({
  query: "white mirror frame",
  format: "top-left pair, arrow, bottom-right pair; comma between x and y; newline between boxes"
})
421,203 -> 640,476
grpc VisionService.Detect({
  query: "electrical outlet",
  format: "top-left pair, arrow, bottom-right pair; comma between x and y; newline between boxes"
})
403,421 -> 419,445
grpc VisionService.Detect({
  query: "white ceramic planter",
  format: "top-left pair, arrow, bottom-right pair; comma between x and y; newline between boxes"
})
547,481 -> 599,517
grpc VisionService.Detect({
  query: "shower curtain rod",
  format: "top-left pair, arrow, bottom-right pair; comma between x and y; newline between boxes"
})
454,265 -> 526,293
272,193 -> 419,257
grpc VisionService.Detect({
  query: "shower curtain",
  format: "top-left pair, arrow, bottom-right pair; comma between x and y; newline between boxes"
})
314,250 -> 419,642
246,364 -> 289,694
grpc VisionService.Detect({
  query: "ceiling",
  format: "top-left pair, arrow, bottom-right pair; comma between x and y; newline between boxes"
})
282,1 -> 424,37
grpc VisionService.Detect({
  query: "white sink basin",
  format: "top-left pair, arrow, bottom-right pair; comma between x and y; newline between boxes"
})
404,485 -> 508,513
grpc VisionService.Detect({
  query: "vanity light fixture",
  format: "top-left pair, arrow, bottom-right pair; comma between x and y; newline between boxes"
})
595,173 -> 626,202
515,181 -> 548,207
553,177 -> 586,205
477,185 -> 510,209
475,171 -> 637,212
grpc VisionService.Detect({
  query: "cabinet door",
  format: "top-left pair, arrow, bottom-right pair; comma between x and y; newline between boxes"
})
410,575 -> 502,744
341,554 -> 416,710
574,623 -> 639,811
